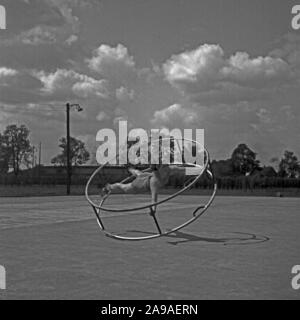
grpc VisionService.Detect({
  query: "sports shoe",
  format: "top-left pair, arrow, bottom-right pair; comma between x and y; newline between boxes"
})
100,184 -> 111,197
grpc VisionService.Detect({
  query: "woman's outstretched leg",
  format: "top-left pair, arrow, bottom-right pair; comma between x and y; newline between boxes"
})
149,177 -> 162,233
149,177 -> 159,215
128,168 -> 143,177
101,182 -> 134,196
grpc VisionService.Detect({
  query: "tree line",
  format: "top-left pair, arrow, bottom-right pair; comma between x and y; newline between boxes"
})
214,143 -> 300,179
0,124 -> 90,178
1,124 -> 300,182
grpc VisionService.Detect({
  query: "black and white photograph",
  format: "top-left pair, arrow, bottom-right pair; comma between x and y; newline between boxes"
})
0,0 -> 300,302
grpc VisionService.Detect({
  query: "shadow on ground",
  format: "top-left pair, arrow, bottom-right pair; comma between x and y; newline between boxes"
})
108,230 -> 270,246
165,231 -> 270,246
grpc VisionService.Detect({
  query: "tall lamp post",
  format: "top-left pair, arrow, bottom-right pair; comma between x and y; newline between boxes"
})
66,102 -> 83,195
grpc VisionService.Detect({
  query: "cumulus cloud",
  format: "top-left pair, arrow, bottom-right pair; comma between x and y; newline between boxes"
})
87,44 -> 137,86
223,52 -> 290,86
164,44 -> 292,103
88,44 -> 135,72
37,69 -> 109,99
65,34 -> 78,46
164,44 -> 225,89
20,26 -> 58,45
151,104 -> 199,128
72,79 -> 108,99
9,0 -> 99,46
116,86 -> 135,102
0,67 -> 18,78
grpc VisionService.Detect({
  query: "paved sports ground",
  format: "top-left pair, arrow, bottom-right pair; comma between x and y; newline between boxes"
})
0,194 -> 299,300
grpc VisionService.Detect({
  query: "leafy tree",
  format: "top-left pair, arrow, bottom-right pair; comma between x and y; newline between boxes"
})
231,143 -> 260,176
278,151 -> 300,178
51,137 -> 90,167
0,134 -> 9,174
0,125 -> 33,177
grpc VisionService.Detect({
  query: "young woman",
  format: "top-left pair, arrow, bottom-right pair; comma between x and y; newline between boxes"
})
101,164 -> 185,215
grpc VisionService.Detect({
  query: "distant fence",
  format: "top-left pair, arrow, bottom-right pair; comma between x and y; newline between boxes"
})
0,166 -> 128,187
1,166 -> 300,191
201,176 -> 300,190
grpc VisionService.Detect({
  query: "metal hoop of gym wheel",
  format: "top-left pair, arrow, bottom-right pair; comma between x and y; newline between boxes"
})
85,138 -> 217,241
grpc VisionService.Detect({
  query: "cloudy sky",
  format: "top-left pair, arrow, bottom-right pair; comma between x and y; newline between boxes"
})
0,0 -> 299,164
